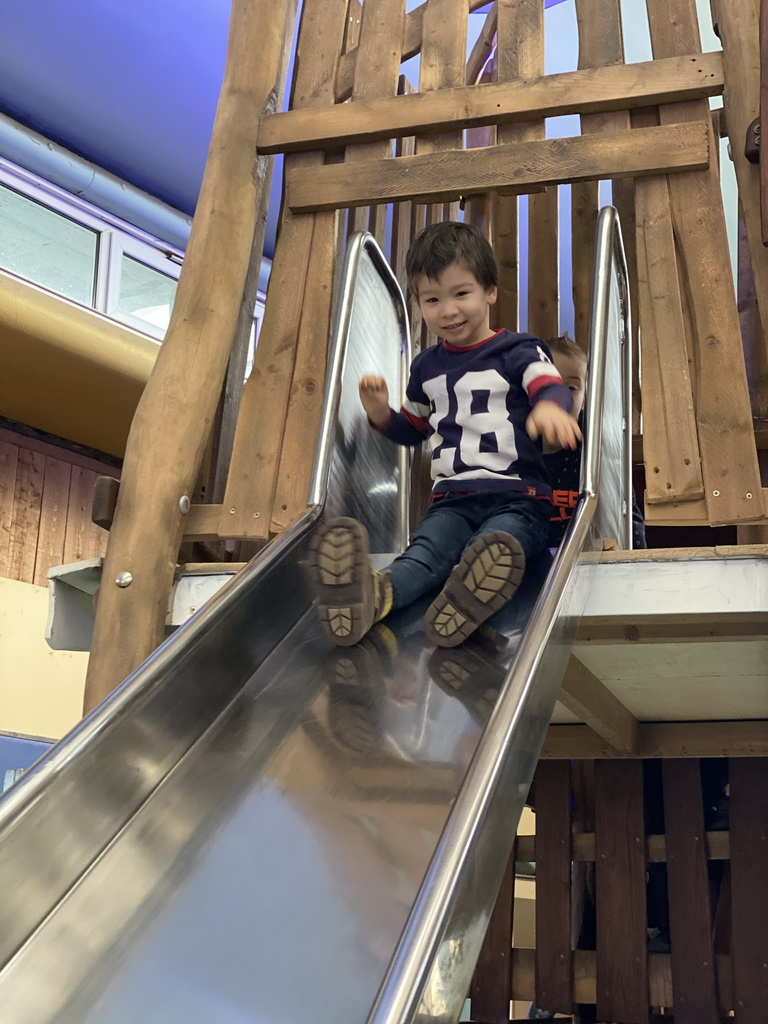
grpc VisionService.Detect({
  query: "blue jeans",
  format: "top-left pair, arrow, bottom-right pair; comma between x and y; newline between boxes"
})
386,491 -> 550,611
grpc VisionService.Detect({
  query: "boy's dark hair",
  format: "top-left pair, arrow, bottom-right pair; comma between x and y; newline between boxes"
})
406,221 -> 497,294
546,332 -> 587,369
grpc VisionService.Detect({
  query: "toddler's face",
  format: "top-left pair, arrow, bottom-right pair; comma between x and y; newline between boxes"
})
552,351 -> 586,417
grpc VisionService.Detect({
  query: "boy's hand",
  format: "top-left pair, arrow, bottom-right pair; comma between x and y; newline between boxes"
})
526,400 -> 582,450
359,375 -> 391,427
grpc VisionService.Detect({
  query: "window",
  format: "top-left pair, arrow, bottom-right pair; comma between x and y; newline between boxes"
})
0,157 -> 265,347
0,183 -> 98,305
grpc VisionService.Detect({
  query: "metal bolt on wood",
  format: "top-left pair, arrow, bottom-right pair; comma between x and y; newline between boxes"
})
115,572 -> 133,588
179,496 -> 191,514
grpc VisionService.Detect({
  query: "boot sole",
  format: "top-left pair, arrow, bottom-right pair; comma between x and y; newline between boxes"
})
308,518 -> 375,646
424,531 -> 525,648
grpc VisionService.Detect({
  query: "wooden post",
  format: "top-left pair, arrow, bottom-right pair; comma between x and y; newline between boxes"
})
470,842 -> 517,1023
222,0 -> 350,541
645,0 -> 764,525
713,0 -> 768,421
594,759 -> 648,1024
83,0 -> 299,712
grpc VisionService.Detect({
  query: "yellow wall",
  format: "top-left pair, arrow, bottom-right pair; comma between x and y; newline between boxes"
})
0,576 -> 86,739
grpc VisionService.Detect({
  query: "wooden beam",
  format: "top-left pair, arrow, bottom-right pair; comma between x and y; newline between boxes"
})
260,53 -> 725,154
516,829 -> 731,863
222,0 -> 349,541
542,720 -> 768,759
336,0 -> 498,102
287,122 -> 711,213
559,654 -> 640,754
91,475 -> 119,531
644,489 -> 768,526
83,0 -> 299,710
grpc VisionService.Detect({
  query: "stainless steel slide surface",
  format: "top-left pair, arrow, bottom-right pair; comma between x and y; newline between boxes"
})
0,216 -> 631,1023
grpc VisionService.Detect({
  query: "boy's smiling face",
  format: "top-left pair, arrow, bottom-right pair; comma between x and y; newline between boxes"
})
415,262 -> 498,348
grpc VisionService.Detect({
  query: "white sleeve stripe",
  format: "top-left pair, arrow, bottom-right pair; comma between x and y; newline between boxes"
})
403,397 -> 430,418
522,361 -> 563,393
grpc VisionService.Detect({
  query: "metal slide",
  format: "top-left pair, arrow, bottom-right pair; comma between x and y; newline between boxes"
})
0,213 -> 631,1024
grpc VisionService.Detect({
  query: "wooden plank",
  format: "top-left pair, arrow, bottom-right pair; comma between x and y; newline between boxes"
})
336,0 -> 506,102
518,829 -> 731,864
661,759 -> 720,1024
345,0 -> 407,240
33,457 -> 73,587
63,467 -> 101,564
510,948 -> 734,1011
84,0 -> 300,711
287,122 -> 711,213
635,173 -> 704,502
571,0 -> 629,348
7,448 -> 45,584
559,654 -> 640,754
391,76 -> 417,293
415,0 -> 467,226
493,0 -> 547,332
223,0 -> 349,540
465,1 -> 497,88
269,211 -> 338,533
527,189 -> 559,338
646,0 -> 763,525
594,759 -> 648,1023
534,761 -> 572,1015
469,841 -> 516,1023
543,721 -> 768,760
262,52 -> 726,153
729,757 -> 768,1024
644,488 -> 768,526
0,441 -> 20,577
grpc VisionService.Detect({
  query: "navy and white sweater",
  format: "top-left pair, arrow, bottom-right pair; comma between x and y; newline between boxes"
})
376,329 -> 572,500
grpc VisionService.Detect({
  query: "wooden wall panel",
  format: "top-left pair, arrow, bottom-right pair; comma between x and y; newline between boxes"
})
0,441 -> 20,578
7,448 -> 45,584
33,458 -> 73,587
63,467 -> 105,565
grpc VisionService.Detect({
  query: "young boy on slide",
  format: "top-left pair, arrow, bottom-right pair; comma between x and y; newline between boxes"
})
309,222 -> 581,648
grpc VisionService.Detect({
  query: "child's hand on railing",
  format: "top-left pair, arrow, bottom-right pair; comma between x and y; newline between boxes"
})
359,375 -> 391,427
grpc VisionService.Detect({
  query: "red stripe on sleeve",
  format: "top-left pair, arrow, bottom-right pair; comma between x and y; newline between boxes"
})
527,374 -> 567,399
402,407 -> 429,432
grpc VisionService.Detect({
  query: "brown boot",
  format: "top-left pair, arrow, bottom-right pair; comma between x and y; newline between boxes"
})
423,530 -> 525,648
308,517 -> 393,646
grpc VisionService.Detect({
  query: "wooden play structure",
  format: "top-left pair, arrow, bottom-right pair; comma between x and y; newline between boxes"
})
69,0 -> 766,1020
